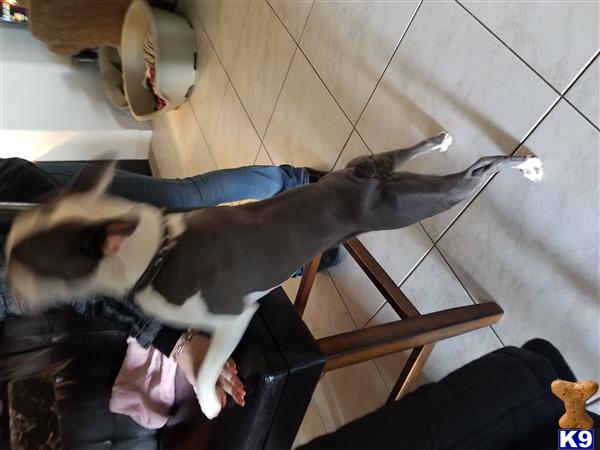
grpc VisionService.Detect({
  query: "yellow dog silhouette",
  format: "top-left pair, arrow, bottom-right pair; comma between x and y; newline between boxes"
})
551,379 -> 598,429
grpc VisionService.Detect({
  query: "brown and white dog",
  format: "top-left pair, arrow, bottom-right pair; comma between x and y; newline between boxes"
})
3,133 -> 543,418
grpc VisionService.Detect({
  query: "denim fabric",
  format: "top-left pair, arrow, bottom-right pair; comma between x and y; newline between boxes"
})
40,162 -> 308,208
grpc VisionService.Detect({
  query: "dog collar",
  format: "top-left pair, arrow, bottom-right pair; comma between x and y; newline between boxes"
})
128,216 -> 174,299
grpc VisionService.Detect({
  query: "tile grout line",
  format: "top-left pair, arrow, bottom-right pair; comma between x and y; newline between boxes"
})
225,0 -> 252,76
253,144 -> 274,166
425,44 -> 599,345
561,50 -> 600,133
325,265 -> 413,398
309,398 -> 328,445
406,20 -> 600,345
259,45 -> 299,144
329,121 -> 374,173
268,0 -> 421,152
363,301 -> 386,330
395,242 -> 436,297
193,0 -> 425,337
325,270 -> 361,331
372,354 -> 395,394
422,92 -> 572,347
289,45 -> 356,167
329,0 -> 422,171
417,222 -> 435,250
188,0 -> 266,167
361,241 -> 436,329
325,266 -> 397,394
331,131 -> 356,171
204,128 -> 219,169
190,0 -> 594,357
298,0 -> 316,42
458,0 -> 599,134
430,93 -> 562,247
414,93 -> 560,327
266,0 -> 315,47
290,42 -> 355,129
588,397 -> 600,406
225,0 -> 281,146
352,0 -> 594,246
304,273 -> 390,435
455,0 -> 561,98
192,0 -> 314,168
560,50 -> 599,97
260,0 -> 315,163
353,0 -> 423,129
433,244 -> 506,347
190,98 -> 222,169
563,97 -> 600,134
185,1 -> 232,166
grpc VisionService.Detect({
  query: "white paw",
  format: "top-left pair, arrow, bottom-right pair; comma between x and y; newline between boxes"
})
197,386 -> 222,420
433,132 -> 453,153
513,156 -> 543,182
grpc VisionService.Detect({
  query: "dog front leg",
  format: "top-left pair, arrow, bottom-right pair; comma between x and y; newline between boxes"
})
195,303 -> 259,419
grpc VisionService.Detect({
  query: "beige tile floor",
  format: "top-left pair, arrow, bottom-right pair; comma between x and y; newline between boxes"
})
152,0 -> 600,446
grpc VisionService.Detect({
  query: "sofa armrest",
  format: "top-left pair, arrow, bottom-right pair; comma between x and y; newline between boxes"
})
160,288 -> 325,450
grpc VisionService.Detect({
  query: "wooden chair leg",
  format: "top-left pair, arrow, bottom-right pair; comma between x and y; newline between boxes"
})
387,344 -> 434,403
344,238 -> 419,319
294,254 -> 322,317
317,302 -> 503,372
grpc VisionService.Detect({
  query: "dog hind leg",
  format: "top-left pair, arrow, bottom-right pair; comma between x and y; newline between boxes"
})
369,155 -> 543,230
380,132 -> 454,168
346,132 -> 453,179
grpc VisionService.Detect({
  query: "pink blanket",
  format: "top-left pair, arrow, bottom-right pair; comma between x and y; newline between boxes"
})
109,337 -> 177,429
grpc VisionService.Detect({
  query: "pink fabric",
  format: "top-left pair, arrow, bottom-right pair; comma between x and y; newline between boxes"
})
109,337 -> 177,429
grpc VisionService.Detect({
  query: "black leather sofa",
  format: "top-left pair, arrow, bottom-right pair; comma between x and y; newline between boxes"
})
0,288 -> 324,450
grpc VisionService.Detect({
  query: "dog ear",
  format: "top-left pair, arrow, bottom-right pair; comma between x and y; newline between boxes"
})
80,216 -> 139,258
68,161 -> 117,198
102,218 -> 139,256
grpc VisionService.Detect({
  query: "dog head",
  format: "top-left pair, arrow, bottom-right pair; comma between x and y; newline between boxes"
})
4,162 -> 158,313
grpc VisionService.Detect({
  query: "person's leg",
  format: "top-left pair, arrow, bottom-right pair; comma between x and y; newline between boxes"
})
36,162 -> 84,187
522,338 -> 577,382
38,163 -> 308,208
183,165 -> 308,206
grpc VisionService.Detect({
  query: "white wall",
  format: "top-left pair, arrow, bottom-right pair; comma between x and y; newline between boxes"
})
0,129 -> 152,160
0,24 -> 151,160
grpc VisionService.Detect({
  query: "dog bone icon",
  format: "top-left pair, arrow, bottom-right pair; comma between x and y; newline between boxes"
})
551,379 -> 598,429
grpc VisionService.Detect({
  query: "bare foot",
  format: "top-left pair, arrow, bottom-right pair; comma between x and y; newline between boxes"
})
173,333 -> 246,407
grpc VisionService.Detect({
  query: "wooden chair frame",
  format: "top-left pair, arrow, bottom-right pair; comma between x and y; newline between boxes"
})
294,237 -> 503,402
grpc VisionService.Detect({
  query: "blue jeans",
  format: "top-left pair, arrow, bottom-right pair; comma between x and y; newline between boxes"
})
39,163 -> 309,208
